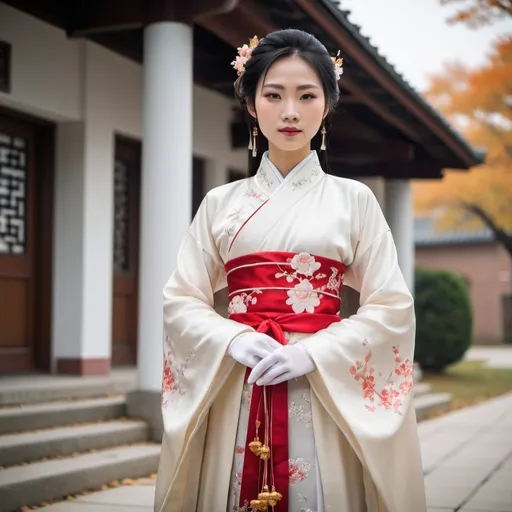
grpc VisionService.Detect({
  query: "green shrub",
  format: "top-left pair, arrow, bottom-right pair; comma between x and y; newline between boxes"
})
414,267 -> 473,372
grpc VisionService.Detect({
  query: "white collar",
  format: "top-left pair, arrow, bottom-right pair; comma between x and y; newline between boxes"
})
263,151 -> 316,184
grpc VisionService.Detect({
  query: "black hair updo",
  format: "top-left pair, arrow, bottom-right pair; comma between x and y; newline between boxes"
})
234,29 -> 340,174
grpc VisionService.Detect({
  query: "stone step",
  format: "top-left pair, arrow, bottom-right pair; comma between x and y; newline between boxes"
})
0,419 -> 149,467
413,392 -> 452,421
0,370 -> 136,406
0,443 -> 161,512
0,396 -> 126,435
413,382 -> 432,397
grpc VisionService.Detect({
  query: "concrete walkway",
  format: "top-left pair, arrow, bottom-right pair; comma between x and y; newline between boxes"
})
37,392 -> 512,512
421,392 -> 512,512
465,345 -> 512,370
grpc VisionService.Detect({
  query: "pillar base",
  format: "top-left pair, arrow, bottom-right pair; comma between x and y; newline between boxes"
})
126,390 -> 163,442
56,358 -> 110,375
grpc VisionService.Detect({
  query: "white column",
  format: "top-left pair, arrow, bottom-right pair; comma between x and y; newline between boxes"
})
358,176 -> 386,211
385,180 -> 414,293
52,122 -> 86,369
52,119 -> 114,374
137,22 -> 193,391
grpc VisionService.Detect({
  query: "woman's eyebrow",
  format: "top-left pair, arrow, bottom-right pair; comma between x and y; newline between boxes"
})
262,83 -> 320,90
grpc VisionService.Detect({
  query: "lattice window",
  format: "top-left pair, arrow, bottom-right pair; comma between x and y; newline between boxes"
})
0,132 -> 27,254
113,158 -> 130,273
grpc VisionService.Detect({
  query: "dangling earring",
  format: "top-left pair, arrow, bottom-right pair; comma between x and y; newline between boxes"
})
320,124 -> 327,151
252,126 -> 258,157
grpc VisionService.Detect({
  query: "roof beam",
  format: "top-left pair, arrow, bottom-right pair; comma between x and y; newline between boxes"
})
67,0 -> 240,37
338,95 -> 364,104
67,2 -> 144,37
329,159 -> 442,180
327,139 -> 414,164
295,0 -> 478,167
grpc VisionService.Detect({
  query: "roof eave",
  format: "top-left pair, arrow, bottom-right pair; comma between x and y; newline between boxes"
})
316,0 -> 483,169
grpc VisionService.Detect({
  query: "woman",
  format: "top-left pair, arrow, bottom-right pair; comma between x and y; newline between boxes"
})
155,29 -> 427,512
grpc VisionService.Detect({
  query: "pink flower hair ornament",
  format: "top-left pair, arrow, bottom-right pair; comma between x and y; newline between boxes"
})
231,35 -> 260,77
230,35 -> 344,81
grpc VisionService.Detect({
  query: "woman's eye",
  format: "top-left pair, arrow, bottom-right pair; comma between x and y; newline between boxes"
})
265,93 -> 280,100
301,94 -> 316,100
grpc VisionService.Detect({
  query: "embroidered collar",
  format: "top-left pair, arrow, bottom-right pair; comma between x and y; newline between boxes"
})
255,151 -> 323,195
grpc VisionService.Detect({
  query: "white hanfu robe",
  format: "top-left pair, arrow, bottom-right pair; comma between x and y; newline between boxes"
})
155,150 -> 427,512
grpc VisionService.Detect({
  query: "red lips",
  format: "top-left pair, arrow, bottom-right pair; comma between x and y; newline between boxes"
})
279,127 -> 301,133
279,127 -> 301,137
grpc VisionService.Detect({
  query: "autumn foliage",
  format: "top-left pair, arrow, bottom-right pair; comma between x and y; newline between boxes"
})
440,0 -> 512,28
413,35 -> 512,232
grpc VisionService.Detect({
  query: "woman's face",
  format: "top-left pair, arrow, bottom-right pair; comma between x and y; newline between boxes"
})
248,56 -> 327,155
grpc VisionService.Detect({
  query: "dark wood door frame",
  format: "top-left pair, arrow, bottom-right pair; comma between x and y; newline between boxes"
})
112,134 -> 141,366
0,106 -> 54,373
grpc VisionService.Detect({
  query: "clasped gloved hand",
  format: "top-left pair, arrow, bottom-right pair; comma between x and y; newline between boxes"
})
247,343 -> 316,387
227,332 -> 282,369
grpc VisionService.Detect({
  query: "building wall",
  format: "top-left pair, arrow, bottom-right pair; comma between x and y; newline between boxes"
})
0,2 -> 245,189
415,242 -> 512,344
0,3 -> 248,367
0,3 -> 83,121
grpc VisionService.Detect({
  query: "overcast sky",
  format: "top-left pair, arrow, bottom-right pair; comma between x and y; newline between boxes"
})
339,0 -> 512,92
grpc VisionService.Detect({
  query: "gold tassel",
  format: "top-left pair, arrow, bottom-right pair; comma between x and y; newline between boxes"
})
249,419 -> 262,455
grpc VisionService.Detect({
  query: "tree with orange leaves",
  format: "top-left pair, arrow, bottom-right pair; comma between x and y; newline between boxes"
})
413,35 -> 512,257
440,0 -> 512,28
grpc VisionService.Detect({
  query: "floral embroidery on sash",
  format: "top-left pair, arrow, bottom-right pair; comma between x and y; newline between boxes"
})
228,252 -> 343,316
161,336 -> 196,408
289,457 -> 312,486
227,289 -> 263,314
349,345 -> 414,414
275,252 -> 343,314
286,280 -> 321,314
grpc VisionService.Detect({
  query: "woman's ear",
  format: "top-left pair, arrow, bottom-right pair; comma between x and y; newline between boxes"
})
247,103 -> 257,119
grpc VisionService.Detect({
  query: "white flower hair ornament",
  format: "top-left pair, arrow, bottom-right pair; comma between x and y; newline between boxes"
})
331,50 -> 344,80
230,35 -> 344,81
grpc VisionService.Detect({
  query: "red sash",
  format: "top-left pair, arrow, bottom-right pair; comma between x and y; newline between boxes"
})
225,251 -> 344,511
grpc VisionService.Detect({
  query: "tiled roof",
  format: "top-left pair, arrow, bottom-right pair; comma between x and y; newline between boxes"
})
414,217 -> 499,246
323,0 -> 485,164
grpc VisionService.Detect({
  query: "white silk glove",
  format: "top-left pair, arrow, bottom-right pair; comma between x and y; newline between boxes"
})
227,332 -> 282,369
247,343 -> 316,387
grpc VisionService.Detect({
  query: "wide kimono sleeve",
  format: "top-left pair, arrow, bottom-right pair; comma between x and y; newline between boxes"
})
158,193 -> 253,497
301,184 -> 416,437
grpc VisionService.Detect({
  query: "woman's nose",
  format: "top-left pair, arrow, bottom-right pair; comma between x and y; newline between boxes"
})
281,108 -> 300,123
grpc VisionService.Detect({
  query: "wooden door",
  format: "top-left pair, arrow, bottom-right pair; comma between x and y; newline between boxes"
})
112,136 -> 141,366
0,114 -> 38,372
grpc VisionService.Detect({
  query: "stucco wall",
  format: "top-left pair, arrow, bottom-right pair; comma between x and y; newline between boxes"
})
416,242 -> 512,344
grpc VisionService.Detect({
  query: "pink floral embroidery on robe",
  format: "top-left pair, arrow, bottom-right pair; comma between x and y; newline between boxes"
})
289,457 -> 312,486
161,336 -> 196,408
349,344 -> 414,414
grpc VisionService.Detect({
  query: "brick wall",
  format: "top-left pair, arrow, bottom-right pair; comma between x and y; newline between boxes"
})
415,242 -> 512,344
